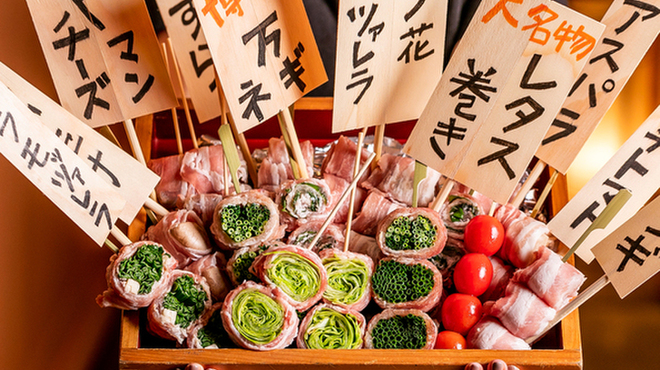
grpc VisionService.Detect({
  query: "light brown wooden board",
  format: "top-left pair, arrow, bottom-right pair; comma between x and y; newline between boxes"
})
548,104 -> 660,263
192,0 -> 327,133
156,0 -> 222,123
25,0 -> 177,127
535,0 -> 660,174
453,3 -> 605,204
593,194 -> 660,299
0,61 -> 160,224
0,80 -> 125,246
403,0 -> 547,179
332,0 -> 447,133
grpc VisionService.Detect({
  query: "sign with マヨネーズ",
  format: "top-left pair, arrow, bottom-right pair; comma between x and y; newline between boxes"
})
332,0 -> 447,133
0,61 -> 160,224
192,0 -> 328,133
25,0 -> 177,128
156,0 -> 222,123
536,0 -> 660,174
548,104 -> 660,263
402,0 -> 548,179
0,80 -> 125,246
593,194 -> 660,299
453,2 -> 605,204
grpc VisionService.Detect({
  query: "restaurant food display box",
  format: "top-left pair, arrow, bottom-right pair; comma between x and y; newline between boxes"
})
119,98 -> 582,370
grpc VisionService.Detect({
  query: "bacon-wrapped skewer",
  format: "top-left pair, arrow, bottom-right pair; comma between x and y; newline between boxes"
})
371,257 -> 442,312
186,302 -> 233,349
364,308 -> 438,349
320,248 -> 374,311
276,178 -> 333,231
376,207 -> 447,260
297,303 -> 366,349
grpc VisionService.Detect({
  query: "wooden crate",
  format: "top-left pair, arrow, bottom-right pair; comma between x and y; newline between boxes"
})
119,98 -> 582,369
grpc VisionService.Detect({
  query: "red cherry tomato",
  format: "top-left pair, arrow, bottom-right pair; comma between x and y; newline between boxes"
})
434,330 -> 467,349
440,293 -> 483,336
464,215 -> 504,256
453,253 -> 493,296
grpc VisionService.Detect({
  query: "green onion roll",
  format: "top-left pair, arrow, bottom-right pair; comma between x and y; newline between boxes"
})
276,178 -> 332,230
187,302 -> 233,349
371,257 -> 443,312
296,304 -> 366,349
440,192 -> 484,240
320,249 -> 373,311
376,207 -> 447,259
365,309 -> 438,349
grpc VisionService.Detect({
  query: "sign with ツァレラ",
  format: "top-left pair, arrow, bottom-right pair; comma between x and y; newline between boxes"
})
535,0 -> 660,174
549,104 -> 660,263
453,2 -> 605,204
593,194 -> 660,299
25,0 -> 177,128
0,61 -> 160,224
0,80 -> 125,246
332,0 -> 447,133
402,0 -> 548,179
156,0 -> 222,123
192,0 -> 328,133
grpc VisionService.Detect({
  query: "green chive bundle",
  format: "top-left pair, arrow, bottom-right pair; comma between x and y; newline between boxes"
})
221,203 -> 270,243
162,274 -> 208,329
372,259 -> 435,304
117,243 -> 165,295
370,313 -> 428,349
385,215 -> 437,251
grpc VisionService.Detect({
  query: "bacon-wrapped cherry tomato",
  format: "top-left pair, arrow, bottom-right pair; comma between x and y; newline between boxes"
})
464,215 -> 504,256
453,253 -> 493,296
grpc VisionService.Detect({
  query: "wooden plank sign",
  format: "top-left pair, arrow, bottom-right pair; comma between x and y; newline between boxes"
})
191,0 -> 328,133
593,194 -> 660,298
548,104 -> 660,263
26,0 -> 177,128
0,80 -> 125,246
402,0 -> 546,178
535,0 -> 660,174
332,0 -> 447,133
156,0 -> 222,123
453,3 -> 605,204
0,61 -> 160,224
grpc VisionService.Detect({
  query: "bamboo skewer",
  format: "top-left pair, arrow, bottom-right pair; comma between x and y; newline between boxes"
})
372,124 -> 385,170
111,225 -> 132,247
530,168 -> 559,219
166,38 -> 198,149
343,128 -> 368,252
144,197 -> 168,218
104,238 -> 119,253
431,178 -> 455,212
161,42 -> 183,154
511,159 -> 546,208
122,118 -> 147,166
278,108 -> 309,179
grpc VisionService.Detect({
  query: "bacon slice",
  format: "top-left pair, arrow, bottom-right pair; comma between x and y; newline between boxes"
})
287,221 -> 345,253
479,256 -> 514,303
185,252 -> 232,302
493,204 -> 550,268
257,137 -> 314,192
323,173 -> 367,224
364,308 -> 438,349
352,189 -> 405,236
296,303 -> 367,349
182,193 -> 224,229
148,153 -> 193,209
512,246 -> 586,310
143,210 -> 214,268
348,231 -> 384,263
376,207 -> 447,259
429,238 -> 466,291
96,241 -> 177,310
321,135 -> 371,182
466,316 -> 531,350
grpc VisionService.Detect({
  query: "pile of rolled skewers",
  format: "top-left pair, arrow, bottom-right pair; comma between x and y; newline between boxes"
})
97,135 -> 584,351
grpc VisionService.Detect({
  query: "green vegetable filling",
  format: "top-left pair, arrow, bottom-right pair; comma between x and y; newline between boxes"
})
371,314 -> 428,349
372,260 -> 435,303
221,203 -> 270,243
117,244 -> 165,295
323,257 -> 370,306
265,251 -> 321,303
162,275 -> 208,328
281,182 -> 328,219
232,289 -> 284,345
385,215 -> 437,251
304,307 -> 363,349
197,309 -> 231,348
447,197 -> 479,224
231,245 -> 269,284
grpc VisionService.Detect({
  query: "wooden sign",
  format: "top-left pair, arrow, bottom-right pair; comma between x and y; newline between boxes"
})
593,195 -> 660,298
0,61 -> 160,224
548,104 -> 660,263
0,80 -> 125,246
26,0 -> 177,128
332,0 -> 447,133
402,0 -> 547,178
535,0 -> 660,174
192,0 -> 328,133
453,3 -> 605,204
156,0 -> 222,123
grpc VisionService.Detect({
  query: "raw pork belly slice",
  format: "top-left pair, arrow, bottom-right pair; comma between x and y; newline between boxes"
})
96,241 -> 177,310
362,153 -> 441,207
147,270 -> 212,344
210,190 -> 285,250
352,189 -> 405,236
296,303 -> 366,349
376,207 -> 447,259
182,193 -> 224,228
257,137 -> 314,192
513,246 -> 586,310
323,173 -> 367,223
222,281 -> 299,351
371,257 -> 443,312
348,231 -> 384,263
479,256 -> 514,303
287,221 -> 345,253
276,178 -> 333,231
467,316 -> 531,350
148,153 -> 192,209
321,135 -> 371,182
493,203 -> 526,230
181,144 -> 247,195
364,308 -> 438,349
251,244 -> 328,311
428,238 -> 466,291
185,252 -> 232,302
186,302 -> 233,349
486,282 -> 556,340
143,210 -> 213,268
320,248 -> 374,311
493,204 -> 550,268
440,192 -> 485,240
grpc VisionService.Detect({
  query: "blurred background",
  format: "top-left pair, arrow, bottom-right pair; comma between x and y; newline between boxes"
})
1,0 -> 660,369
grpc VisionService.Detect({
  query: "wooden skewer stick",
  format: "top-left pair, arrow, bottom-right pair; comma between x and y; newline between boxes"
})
278,108 -> 309,179
412,161 -> 427,208
104,238 -> 119,253
122,118 -> 147,166
372,124 -> 385,170
343,128 -> 368,252
309,152 -> 376,251
530,168 -> 560,219
111,225 -> 133,247
166,38 -> 198,149
511,159 -> 546,208
144,197 -> 168,218
160,42 -> 183,154
431,178 -> 455,212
